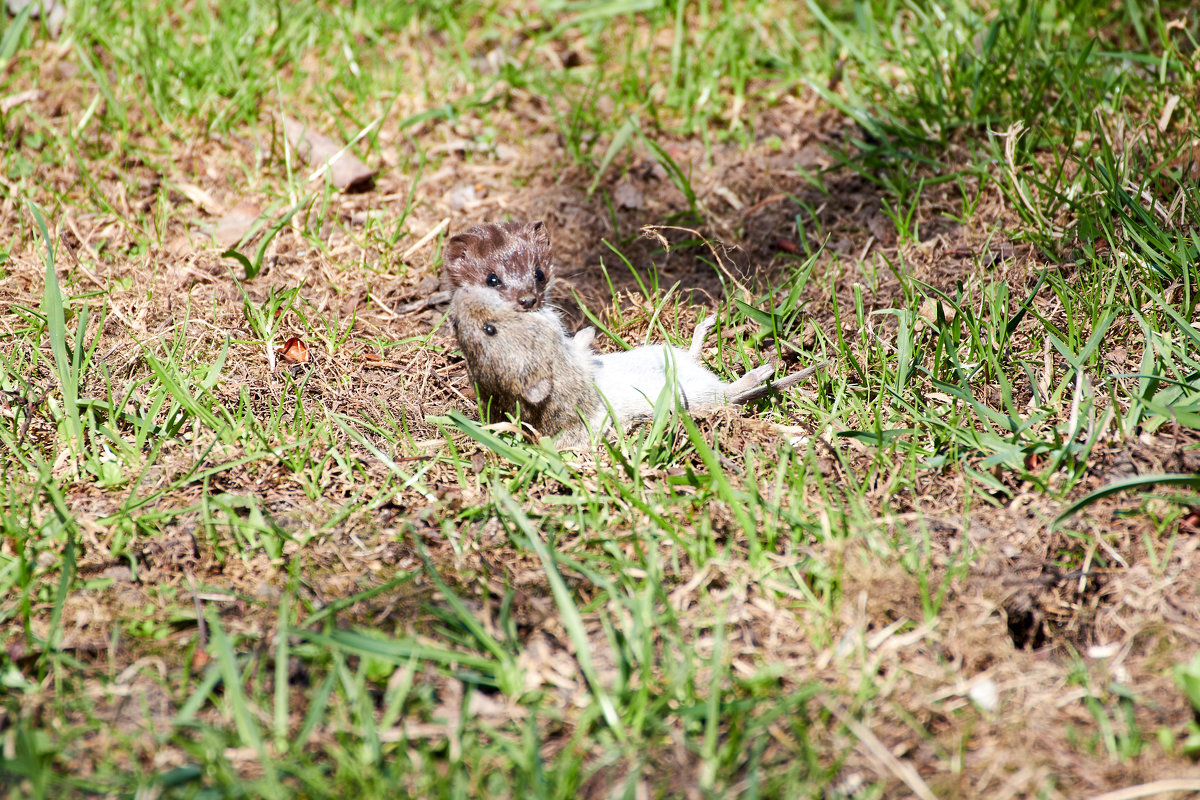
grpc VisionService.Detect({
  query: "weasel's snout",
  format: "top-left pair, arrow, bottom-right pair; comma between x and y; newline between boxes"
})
518,294 -> 538,309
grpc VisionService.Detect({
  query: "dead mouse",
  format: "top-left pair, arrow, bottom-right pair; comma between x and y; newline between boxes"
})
450,287 -> 823,445
586,316 -> 824,426
450,285 -> 599,445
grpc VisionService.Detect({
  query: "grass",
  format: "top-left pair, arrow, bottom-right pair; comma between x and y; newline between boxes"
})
1,0 -> 1200,797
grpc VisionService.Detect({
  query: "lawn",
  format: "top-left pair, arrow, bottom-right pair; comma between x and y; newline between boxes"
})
2,0 -> 1200,797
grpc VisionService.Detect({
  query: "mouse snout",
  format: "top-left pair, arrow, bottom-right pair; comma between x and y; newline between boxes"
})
517,294 -> 538,309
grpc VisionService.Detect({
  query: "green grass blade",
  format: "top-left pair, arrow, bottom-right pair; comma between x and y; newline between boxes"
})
588,117 -> 638,196
272,592 -> 291,748
141,352 -> 229,438
207,613 -> 265,751
433,410 -> 576,486
302,628 -> 499,675
0,4 -> 32,68
494,484 -> 626,741
1054,474 -> 1200,529
30,203 -> 83,466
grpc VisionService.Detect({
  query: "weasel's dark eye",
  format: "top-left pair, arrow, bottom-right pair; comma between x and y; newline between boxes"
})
534,268 -> 546,284
482,323 -> 497,336
486,273 -> 501,287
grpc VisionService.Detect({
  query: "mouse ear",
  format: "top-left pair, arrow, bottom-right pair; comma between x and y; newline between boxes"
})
527,221 -> 550,250
524,376 -> 553,405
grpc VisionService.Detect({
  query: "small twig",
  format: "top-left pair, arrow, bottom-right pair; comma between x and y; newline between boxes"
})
60,220 -> 139,330
1087,780 -> 1200,800
396,289 -> 452,315
400,217 -> 450,262
16,386 -> 50,450
640,224 -> 751,298
823,700 -> 938,800
0,89 -> 43,114
368,292 -> 401,320
740,192 -> 787,219
190,572 -> 208,651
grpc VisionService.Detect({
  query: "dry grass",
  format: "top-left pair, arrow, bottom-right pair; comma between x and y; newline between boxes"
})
2,2 -> 1200,798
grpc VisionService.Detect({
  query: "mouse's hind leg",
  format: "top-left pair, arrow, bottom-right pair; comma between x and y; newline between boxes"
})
572,327 -> 596,351
723,364 -> 774,397
689,316 -> 717,358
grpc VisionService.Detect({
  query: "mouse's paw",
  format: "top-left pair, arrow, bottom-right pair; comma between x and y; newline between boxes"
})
572,326 -> 596,348
724,363 -> 774,395
689,316 -> 718,357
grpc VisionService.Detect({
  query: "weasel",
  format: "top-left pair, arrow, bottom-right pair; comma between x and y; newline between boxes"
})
442,221 -> 554,311
450,286 -> 823,446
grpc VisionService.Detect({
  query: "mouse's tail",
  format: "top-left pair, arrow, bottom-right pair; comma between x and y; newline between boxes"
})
728,360 -> 828,405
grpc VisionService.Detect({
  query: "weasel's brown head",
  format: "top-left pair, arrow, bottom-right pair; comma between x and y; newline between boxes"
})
442,221 -> 552,311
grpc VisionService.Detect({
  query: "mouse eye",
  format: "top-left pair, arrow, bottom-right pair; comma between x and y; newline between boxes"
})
534,268 -> 546,284
486,273 -> 501,287
482,323 -> 497,336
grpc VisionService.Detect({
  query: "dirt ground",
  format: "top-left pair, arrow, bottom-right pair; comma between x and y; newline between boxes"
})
3,51 -> 1200,796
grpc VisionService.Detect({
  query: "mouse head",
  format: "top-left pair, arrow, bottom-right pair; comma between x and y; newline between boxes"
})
450,286 -> 556,406
442,221 -> 552,311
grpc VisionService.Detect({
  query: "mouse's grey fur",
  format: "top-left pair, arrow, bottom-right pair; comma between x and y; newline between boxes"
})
450,286 -> 599,444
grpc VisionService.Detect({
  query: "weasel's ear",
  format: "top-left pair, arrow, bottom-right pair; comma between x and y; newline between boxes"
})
524,376 -> 553,405
443,233 -> 473,276
527,221 -> 550,250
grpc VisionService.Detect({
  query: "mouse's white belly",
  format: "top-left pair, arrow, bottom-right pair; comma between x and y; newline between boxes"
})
590,346 -> 728,421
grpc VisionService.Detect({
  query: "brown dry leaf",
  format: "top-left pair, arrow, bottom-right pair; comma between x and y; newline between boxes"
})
775,237 -> 800,254
281,115 -> 376,192
212,201 -> 261,248
711,183 -> 744,211
277,337 -> 308,363
918,298 -> 955,324
612,179 -> 644,210
867,210 -> 894,244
